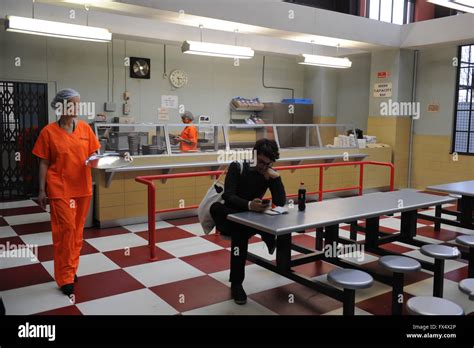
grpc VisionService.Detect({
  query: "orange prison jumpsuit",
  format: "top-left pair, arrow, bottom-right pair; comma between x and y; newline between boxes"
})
32,120 -> 100,287
179,125 -> 198,152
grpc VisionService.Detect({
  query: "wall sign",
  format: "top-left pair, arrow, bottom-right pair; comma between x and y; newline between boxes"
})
161,95 -> 178,109
158,107 -> 169,120
427,103 -> 440,112
377,71 -> 390,78
373,82 -> 392,98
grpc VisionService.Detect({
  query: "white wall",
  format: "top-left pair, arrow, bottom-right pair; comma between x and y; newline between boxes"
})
0,30 -> 304,124
413,46 -> 458,136
303,53 -> 371,130
336,53 -> 371,130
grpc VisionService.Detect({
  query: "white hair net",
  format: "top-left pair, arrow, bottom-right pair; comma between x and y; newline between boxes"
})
51,88 -> 80,109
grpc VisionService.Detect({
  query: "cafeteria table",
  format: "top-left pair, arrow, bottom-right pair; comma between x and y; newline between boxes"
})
227,189 -> 455,312
420,180 -> 474,230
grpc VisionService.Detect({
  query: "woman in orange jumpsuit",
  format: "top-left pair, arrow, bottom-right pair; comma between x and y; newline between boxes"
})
33,89 -> 100,297
175,111 -> 198,152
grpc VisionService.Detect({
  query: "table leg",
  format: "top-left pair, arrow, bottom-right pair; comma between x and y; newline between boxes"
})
276,234 -> 292,272
350,221 -> 358,241
434,205 -> 441,232
365,217 -> 379,251
459,195 -> 474,228
323,225 -> 339,262
343,289 -> 356,316
456,199 -> 461,222
433,259 -> 445,298
316,227 -> 324,251
392,272 -> 404,316
400,210 -> 418,242
469,246 -> 474,278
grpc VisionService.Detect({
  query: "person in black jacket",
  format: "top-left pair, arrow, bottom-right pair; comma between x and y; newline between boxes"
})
210,139 -> 286,305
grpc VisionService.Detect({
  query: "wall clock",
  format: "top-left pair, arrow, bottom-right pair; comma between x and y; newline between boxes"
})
169,69 -> 188,88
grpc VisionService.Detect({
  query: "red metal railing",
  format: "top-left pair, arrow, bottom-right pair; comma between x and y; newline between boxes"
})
136,161 -> 395,260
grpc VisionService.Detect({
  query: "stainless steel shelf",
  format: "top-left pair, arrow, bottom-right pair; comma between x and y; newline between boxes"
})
101,153 -> 368,188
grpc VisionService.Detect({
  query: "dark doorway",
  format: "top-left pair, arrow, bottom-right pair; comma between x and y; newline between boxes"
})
1,81 -> 48,201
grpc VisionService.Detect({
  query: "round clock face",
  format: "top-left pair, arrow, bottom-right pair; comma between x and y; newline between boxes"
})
169,69 -> 188,88
133,59 -> 150,77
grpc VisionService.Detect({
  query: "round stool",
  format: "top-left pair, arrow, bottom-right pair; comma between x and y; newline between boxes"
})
379,255 -> 421,315
420,244 -> 460,298
456,235 -> 474,278
407,296 -> 464,315
459,279 -> 474,301
327,268 -> 373,315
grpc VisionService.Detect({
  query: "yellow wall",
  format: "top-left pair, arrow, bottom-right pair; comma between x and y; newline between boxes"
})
412,135 -> 474,189
367,116 -> 411,188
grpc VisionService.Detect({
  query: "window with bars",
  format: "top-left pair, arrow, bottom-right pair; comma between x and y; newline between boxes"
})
452,45 -> 474,155
367,0 -> 415,24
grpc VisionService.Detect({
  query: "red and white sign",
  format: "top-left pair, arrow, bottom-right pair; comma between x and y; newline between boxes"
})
377,71 -> 390,79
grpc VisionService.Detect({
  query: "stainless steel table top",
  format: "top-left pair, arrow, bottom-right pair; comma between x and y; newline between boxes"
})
427,180 -> 474,197
227,189 -> 456,236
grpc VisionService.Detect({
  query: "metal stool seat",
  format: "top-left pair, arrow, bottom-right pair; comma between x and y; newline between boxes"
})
407,296 -> 464,315
420,244 -> 461,259
420,244 -> 460,298
459,279 -> 474,301
327,268 -> 373,316
379,256 -> 421,315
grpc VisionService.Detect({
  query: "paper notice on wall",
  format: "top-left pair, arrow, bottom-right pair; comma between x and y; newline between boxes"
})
161,95 -> 178,109
158,108 -> 169,121
373,83 -> 392,98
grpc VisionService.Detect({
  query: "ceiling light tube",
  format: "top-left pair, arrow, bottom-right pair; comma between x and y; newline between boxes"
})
181,40 -> 254,59
297,54 -> 352,69
5,16 -> 112,42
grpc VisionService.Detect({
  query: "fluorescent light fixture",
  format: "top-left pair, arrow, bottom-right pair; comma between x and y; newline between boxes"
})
5,16 -> 112,42
181,40 -> 254,59
428,0 -> 474,13
297,54 -> 352,69
453,0 -> 474,6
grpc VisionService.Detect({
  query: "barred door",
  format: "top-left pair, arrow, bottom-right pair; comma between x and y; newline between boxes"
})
0,81 -> 48,201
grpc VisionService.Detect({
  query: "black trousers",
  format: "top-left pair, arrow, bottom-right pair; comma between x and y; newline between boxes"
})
210,202 -> 274,286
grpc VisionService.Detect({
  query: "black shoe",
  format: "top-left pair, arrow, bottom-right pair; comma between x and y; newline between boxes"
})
60,284 -> 74,297
74,274 -> 78,283
263,236 -> 276,255
231,284 -> 247,305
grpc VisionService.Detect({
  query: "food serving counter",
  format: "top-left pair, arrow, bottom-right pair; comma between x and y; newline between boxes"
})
92,123 -> 392,227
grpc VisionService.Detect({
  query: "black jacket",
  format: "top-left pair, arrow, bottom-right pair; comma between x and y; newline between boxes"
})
222,161 -> 286,211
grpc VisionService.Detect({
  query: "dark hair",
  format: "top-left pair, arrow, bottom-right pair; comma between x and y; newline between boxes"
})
253,139 -> 279,162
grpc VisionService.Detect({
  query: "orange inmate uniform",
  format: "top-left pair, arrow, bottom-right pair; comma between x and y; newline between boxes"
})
32,120 -> 100,287
179,125 -> 198,152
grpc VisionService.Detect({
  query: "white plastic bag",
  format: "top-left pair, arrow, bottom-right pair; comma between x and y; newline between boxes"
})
197,161 -> 243,234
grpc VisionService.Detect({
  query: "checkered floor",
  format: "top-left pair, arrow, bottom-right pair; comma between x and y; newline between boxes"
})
1,198 -> 473,316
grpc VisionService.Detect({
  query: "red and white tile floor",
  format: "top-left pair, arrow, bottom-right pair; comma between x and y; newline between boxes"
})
1,199 -> 473,316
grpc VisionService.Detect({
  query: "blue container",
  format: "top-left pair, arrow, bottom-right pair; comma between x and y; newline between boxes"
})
281,98 -> 313,104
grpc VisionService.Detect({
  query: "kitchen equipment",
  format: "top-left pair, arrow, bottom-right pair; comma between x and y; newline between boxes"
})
128,133 -> 141,155
142,145 -> 165,155
259,102 -> 313,147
